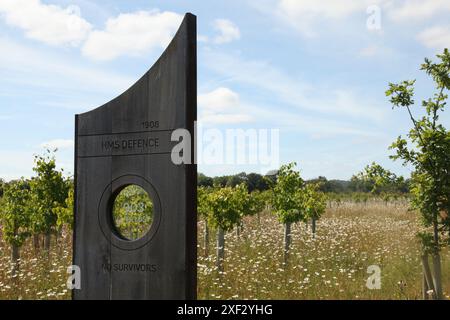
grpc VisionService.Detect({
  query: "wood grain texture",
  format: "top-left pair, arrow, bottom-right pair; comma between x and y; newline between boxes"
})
73,13 -> 197,300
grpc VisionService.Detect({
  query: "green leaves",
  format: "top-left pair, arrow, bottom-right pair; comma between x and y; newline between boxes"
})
0,179 -> 32,247
245,190 -> 267,217
421,49 -> 450,91
271,163 -> 326,224
29,150 -> 70,235
303,184 -> 326,220
386,80 -> 416,109
54,185 -> 74,230
387,48 -> 450,253
197,186 -> 210,219
272,163 -> 305,224
352,162 -> 406,195
0,150 -> 71,249
198,183 -> 268,232
206,185 -> 245,232
417,232 -> 442,255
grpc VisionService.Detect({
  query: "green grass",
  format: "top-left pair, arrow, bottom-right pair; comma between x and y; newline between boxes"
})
198,201 -> 450,299
1,200 -> 449,299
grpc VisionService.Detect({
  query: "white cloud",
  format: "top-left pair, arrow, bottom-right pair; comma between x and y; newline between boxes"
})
271,0 -> 450,38
199,87 -> 240,112
200,113 -> 253,124
0,37 -> 134,96
204,50 -> 386,122
0,150 -> 34,181
387,0 -> 450,21
357,44 -> 393,58
198,87 -> 253,124
276,0 -> 368,37
0,0 -> 92,46
359,45 -> 379,57
198,35 -> 209,43
0,149 -> 73,181
279,0 -> 364,19
213,19 -> 240,44
244,102 -> 383,138
39,139 -> 74,150
0,3 -> 184,61
82,10 -> 183,61
417,26 -> 450,50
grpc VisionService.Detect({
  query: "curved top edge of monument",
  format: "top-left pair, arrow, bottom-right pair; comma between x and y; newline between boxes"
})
76,12 -> 195,117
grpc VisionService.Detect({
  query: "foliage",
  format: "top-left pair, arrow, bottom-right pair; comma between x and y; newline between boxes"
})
200,172 -> 408,195
29,150 -> 70,236
207,185 -> 246,232
199,184 -> 268,232
198,173 -> 214,188
308,176 -> 353,193
0,179 -> 32,247
272,163 -> 305,224
54,183 -> 74,231
303,184 -> 327,221
246,173 -> 270,192
197,186 -> 210,219
351,162 -> 408,194
198,172 -> 270,192
386,48 -> 450,253
226,172 -> 248,188
245,190 -> 267,217
0,178 -> 5,198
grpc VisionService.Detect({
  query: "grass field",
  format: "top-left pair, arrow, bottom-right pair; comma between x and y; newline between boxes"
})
1,200 -> 449,300
199,199 -> 450,299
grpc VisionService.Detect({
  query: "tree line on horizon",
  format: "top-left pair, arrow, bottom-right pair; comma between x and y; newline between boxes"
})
1,165 -> 410,198
197,163 -> 410,195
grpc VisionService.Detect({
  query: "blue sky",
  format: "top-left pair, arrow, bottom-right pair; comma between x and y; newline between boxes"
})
0,0 -> 449,180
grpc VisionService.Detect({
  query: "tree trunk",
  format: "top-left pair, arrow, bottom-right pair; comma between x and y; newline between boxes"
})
33,234 -> 41,251
311,217 -> 316,238
204,220 -> 209,256
422,273 -> 429,300
421,254 -> 435,299
432,215 -> 443,299
283,222 -> 291,266
11,243 -> 20,277
216,227 -> 225,272
44,232 -> 51,251
432,253 -> 443,300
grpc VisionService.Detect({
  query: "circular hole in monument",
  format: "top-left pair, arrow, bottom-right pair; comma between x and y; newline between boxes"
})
112,185 -> 154,241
